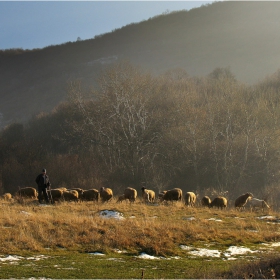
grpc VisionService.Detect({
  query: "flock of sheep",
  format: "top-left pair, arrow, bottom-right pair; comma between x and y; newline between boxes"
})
0,186 -> 271,212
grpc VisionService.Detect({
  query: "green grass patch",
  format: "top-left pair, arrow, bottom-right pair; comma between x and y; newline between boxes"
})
0,251 -> 232,279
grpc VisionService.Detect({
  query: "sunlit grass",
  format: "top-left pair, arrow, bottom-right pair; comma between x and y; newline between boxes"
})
0,199 -> 279,255
0,199 -> 280,278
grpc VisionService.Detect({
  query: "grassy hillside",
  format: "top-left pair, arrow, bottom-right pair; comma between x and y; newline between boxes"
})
0,198 -> 280,278
1,1 -> 280,129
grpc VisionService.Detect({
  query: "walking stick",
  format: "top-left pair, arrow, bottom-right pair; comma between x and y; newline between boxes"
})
47,184 -> 54,204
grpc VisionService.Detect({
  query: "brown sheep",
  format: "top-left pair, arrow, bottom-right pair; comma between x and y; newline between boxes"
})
63,190 -> 79,202
209,196 -> 227,209
100,187 -> 113,202
158,191 -> 167,200
160,188 -> 183,203
82,189 -> 100,201
235,192 -> 253,210
69,188 -> 84,200
141,187 -> 156,203
123,187 -> 137,202
1,193 -> 12,200
16,187 -> 38,199
116,194 -> 126,203
50,189 -> 64,202
201,196 -> 211,207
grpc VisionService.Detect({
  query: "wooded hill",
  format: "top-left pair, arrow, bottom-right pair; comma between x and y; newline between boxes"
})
1,61 -> 280,204
1,1 -> 280,129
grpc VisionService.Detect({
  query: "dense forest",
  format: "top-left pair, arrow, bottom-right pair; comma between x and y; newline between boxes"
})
1,62 -> 280,205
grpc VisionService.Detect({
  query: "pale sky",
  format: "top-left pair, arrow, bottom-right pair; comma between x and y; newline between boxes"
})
0,1 -> 213,50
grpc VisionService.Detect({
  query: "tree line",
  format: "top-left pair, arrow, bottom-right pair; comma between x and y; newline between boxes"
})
1,62 -> 280,204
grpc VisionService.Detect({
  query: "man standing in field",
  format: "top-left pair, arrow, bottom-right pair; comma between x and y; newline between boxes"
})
35,168 -> 51,204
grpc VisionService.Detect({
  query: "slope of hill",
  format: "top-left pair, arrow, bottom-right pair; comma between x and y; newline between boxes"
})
1,1 -> 280,129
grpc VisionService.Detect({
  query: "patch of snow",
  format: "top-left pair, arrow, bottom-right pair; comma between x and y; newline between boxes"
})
26,255 -> 49,261
257,215 -> 276,220
226,257 -> 238,261
106,258 -> 125,262
113,249 -> 127,254
89,252 -> 105,256
183,217 -> 196,221
0,255 -> 23,262
224,246 -> 258,257
20,211 -> 32,216
28,278 -> 51,280
189,248 -> 221,258
99,210 -> 125,220
207,218 -> 223,222
180,244 -> 261,259
137,253 -> 160,260
179,245 -> 193,250
262,242 -> 280,247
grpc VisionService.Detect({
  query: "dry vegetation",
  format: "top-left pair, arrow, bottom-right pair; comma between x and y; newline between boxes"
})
1,198 -> 279,256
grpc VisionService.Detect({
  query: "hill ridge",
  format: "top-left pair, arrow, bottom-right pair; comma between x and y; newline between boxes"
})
1,1 -> 280,129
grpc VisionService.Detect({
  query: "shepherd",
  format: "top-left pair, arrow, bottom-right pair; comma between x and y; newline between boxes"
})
35,168 -> 51,204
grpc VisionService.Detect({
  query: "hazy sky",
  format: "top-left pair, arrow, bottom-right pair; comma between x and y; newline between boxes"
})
0,1 -> 213,50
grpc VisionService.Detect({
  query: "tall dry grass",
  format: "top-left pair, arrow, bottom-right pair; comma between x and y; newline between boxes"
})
0,198 -> 280,255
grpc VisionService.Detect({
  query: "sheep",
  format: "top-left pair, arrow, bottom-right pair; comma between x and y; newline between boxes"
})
56,187 -> 67,192
209,196 -> 227,209
123,187 -> 137,203
82,189 -> 100,202
184,192 -> 196,207
235,192 -> 253,210
141,187 -> 156,203
0,193 -> 12,201
68,188 -> 84,200
116,194 -> 126,203
201,196 -> 211,207
63,190 -> 79,202
50,188 -> 64,202
16,187 -> 38,199
160,188 -> 183,203
247,198 -> 270,212
100,187 -> 113,202
158,191 -> 167,200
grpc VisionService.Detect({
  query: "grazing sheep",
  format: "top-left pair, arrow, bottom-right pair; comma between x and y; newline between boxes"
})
50,189 -> 64,202
209,196 -> 227,209
158,191 -> 167,200
16,187 -> 38,199
247,198 -> 270,212
82,189 -> 100,202
63,190 -> 79,202
116,194 -> 126,203
141,187 -> 156,203
235,192 -> 253,210
56,187 -> 67,192
69,188 -> 84,200
160,188 -> 183,203
185,192 -> 196,207
201,196 -> 211,207
123,187 -> 137,203
1,193 -> 12,200
100,187 -> 113,202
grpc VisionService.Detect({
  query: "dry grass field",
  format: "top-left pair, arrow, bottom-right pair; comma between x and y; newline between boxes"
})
1,198 -> 280,278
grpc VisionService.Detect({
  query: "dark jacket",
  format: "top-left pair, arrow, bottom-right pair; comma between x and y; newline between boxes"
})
35,174 -> 51,188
